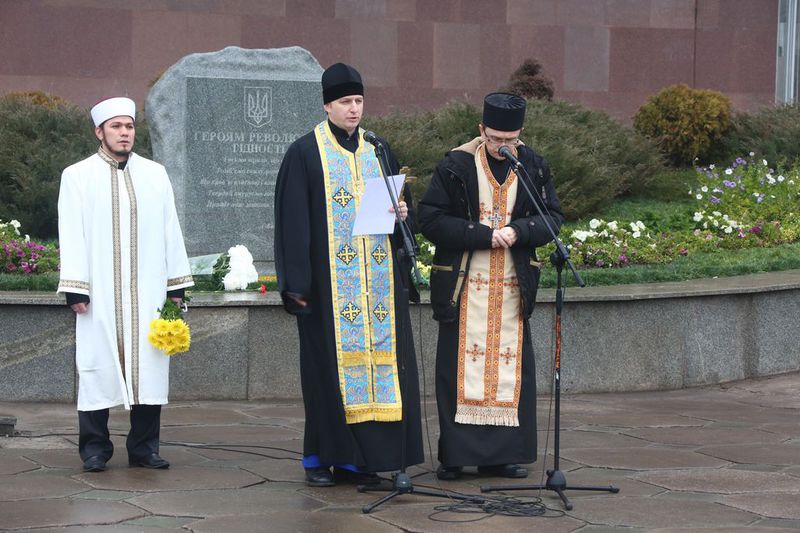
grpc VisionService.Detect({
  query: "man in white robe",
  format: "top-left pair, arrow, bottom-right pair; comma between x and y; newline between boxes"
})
57,97 -> 193,472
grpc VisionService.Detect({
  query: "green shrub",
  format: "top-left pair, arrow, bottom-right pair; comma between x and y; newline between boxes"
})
0,92 -> 97,239
0,92 -> 152,240
366,99 -> 664,220
501,58 -> 554,101
710,104 -> 800,166
634,84 -> 731,166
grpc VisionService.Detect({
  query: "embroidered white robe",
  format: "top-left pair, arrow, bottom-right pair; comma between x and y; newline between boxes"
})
57,151 -> 193,411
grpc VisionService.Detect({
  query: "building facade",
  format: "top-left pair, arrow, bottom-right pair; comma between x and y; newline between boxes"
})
0,0 -> 782,122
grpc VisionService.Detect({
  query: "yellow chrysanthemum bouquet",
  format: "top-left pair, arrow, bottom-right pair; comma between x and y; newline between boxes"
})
148,298 -> 191,356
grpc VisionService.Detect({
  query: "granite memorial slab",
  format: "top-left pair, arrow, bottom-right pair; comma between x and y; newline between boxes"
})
147,46 -> 325,273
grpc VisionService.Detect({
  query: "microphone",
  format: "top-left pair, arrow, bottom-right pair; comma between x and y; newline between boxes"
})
363,130 -> 381,146
498,145 -> 522,169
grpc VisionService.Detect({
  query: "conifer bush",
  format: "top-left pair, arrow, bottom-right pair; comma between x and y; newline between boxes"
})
634,84 -> 731,166
501,58 -> 555,101
365,99 -> 664,220
0,92 -> 96,239
709,104 -> 800,166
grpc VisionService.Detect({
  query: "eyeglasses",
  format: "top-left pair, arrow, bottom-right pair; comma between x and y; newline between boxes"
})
484,134 -> 520,146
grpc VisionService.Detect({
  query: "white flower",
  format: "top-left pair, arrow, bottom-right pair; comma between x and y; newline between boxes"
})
723,226 -> 733,234
10,220 -> 20,229
790,180 -> 796,185
223,244 -> 258,290
778,175 -> 785,182
762,159 -> 768,166
724,168 -> 733,175
650,243 -> 657,249
24,234 -> 30,242
749,151 -> 755,156
701,186 -> 709,192
632,231 -> 641,238
709,164 -> 715,169
712,219 -> 719,227
589,218 -> 602,229
571,230 -> 592,242
599,230 -> 609,237
753,192 -> 760,197
693,212 -> 703,222
696,194 -> 703,200
607,221 -> 618,231
767,176 -> 776,185
712,211 -> 722,217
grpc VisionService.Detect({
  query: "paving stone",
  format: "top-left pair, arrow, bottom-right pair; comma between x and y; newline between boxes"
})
161,406 -> 258,426
698,443 -> 800,466
567,496 -> 758,528
623,426 -> 784,446
160,423 -> 301,444
241,404 -> 307,419
759,422 -> 800,438
0,471 -> 89,500
30,526 -> 184,533
559,429 -> 650,449
652,522 -> 797,533
74,465 -> 263,492
754,518 -> 800,529
566,412 -> 707,428
718,493 -> 800,520
240,456 -> 306,483
635,468 -> 800,494
73,489 -> 137,501
124,515 -> 198,528
563,447 -> 730,470
683,406 -> 799,426
129,484 -> 325,517
0,453 -> 38,474
187,510 -> 401,533
372,501 -> 583,532
23,448 -> 81,469
0,499 -> 145,530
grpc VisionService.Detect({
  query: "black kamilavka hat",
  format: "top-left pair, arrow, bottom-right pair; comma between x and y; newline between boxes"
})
321,63 -> 364,104
482,92 -> 526,131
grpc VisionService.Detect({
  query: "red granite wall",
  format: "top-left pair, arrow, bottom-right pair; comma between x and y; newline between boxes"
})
0,0 -> 778,123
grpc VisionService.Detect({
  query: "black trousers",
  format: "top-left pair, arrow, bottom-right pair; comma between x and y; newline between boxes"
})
78,404 -> 162,462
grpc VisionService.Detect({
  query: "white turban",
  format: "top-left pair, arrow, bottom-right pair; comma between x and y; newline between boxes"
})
90,97 -> 136,127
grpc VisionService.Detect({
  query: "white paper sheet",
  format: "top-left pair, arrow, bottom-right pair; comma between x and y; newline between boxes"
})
352,174 -> 406,236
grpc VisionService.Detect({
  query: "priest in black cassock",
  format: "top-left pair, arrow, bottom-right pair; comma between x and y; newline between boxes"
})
274,63 -> 423,487
418,93 -> 564,480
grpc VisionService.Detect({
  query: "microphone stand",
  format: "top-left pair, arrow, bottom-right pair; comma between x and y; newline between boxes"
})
479,149 -> 619,511
358,134 -> 481,513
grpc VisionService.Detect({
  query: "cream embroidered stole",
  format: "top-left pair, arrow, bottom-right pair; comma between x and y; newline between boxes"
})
315,121 -> 403,424
455,144 -> 524,427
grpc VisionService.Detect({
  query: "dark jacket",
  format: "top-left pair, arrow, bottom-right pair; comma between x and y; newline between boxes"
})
418,138 -> 564,322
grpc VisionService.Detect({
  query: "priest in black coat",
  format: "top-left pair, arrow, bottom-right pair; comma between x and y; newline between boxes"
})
274,63 -> 423,487
418,93 -> 564,480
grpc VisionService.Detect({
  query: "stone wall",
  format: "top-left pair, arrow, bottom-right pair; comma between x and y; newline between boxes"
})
2,270 -> 800,402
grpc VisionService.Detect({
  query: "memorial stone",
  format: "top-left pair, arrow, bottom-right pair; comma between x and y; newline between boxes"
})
146,46 -> 325,273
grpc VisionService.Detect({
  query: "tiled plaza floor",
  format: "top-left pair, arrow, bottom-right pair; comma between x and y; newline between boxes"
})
1,372 -> 799,532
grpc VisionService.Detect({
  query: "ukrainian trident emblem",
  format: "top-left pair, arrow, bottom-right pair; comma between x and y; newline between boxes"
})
244,86 -> 272,127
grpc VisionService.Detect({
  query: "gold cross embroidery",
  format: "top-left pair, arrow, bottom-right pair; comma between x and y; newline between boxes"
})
336,243 -> 357,265
500,346 -> 515,365
373,302 -> 389,322
469,272 -> 489,291
371,244 -> 388,264
333,187 -> 354,208
466,342 -> 485,362
341,302 -> 361,322
503,276 -> 519,292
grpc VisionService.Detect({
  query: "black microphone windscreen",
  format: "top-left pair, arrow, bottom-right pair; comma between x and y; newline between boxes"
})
363,130 -> 378,144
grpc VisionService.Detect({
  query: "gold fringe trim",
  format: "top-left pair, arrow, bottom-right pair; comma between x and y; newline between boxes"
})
345,405 -> 403,424
455,405 -> 520,427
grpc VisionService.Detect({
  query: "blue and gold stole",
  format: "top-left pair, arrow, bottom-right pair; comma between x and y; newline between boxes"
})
315,121 -> 402,424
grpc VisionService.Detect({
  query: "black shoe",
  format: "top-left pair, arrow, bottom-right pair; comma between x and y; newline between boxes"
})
129,453 -> 170,469
305,467 -> 335,487
82,455 -> 106,472
436,464 -> 462,480
477,464 -> 528,478
333,467 -> 381,485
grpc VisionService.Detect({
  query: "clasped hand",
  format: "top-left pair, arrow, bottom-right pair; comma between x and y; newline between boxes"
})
492,226 -> 518,249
